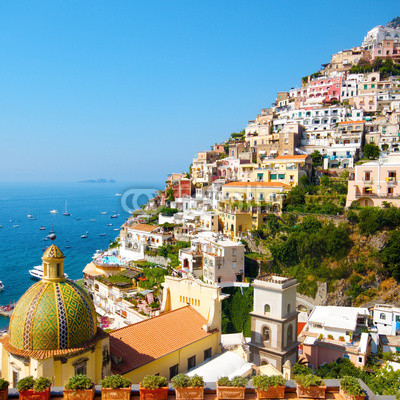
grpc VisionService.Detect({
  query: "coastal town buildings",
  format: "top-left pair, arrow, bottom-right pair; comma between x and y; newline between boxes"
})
109,275 -> 222,382
346,153 -> 400,207
299,306 -> 371,368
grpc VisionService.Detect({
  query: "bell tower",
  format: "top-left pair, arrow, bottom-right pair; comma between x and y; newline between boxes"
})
249,275 -> 299,371
42,244 -> 65,282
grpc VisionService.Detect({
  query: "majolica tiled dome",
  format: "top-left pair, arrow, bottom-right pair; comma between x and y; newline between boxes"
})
9,245 -> 97,351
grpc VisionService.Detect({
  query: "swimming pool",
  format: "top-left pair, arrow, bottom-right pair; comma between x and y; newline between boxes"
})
101,256 -> 124,265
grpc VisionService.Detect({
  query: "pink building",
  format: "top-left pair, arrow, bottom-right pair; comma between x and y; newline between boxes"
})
369,40 -> 400,62
307,77 -> 342,103
299,306 -> 371,369
346,153 -> 400,207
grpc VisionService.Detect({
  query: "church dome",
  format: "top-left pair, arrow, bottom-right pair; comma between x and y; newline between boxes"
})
9,245 -> 97,351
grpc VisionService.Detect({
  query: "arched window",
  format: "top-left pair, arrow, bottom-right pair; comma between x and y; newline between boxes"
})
287,325 -> 293,344
380,313 -> 386,320
262,326 -> 270,342
287,304 -> 291,314
264,304 -> 270,314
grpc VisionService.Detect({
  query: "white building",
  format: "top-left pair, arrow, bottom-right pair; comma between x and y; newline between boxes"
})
373,304 -> 400,336
120,223 -> 173,261
306,306 -> 369,342
363,25 -> 400,48
179,231 -> 245,284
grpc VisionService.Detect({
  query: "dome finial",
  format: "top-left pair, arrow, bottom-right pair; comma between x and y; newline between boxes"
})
42,244 -> 65,282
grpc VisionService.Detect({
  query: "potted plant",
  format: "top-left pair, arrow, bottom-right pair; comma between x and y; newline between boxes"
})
139,375 -> 168,400
340,376 -> 365,400
217,376 -> 247,400
0,378 -> 9,400
64,375 -> 95,400
18,377 -> 52,400
296,374 -> 326,399
252,375 -> 286,399
101,375 -> 131,400
172,374 -> 204,400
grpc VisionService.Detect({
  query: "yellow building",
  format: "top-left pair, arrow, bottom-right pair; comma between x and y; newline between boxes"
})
218,181 -> 291,237
109,275 -> 222,382
251,155 -> 312,187
0,245 -> 110,388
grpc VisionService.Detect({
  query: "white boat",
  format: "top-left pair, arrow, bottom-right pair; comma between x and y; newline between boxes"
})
115,193 -> 122,196
27,214 -> 35,219
0,281 -> 4,291
29,265 -> 68,280
90,219 -> 96,222
110,215 -> 118,219
13,225 -> 19,228
101,211 -> 107,214
50,209 -> 58,214
63,201 -> 70,216
39,226 -> 46,230
100,233 -> 105,236
81,234 -> 88,238
107,223 -> 112,226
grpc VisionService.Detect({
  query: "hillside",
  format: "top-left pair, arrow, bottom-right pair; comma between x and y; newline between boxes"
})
247,178 -> 400,307
386,15 -> 400,28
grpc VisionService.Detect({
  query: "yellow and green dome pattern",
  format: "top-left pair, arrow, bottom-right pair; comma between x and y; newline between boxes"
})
9,280 -> 97,351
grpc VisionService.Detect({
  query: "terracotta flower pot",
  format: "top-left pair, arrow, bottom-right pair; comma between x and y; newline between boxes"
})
296,385 -> 326,399
339,388 -> 366,400
19,388 -> 51,400
101,387 -> 131,400
216,385 -> 245,400
139,385 -> 168,400
64,387 -> 95,400
255,386 -> 285,399
0,389 -> 8,400
175,387 -> 204,400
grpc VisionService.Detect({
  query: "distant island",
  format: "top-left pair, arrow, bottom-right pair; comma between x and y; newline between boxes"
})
78,179 -> 117,184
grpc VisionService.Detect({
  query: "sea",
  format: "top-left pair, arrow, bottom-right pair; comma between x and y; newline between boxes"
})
0,181 -> 161,329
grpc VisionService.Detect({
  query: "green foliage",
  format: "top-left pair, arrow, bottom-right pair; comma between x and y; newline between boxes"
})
218,376 -> 247,387
221,286 -> 253,336
230,130 -> 245,140
292,363 -> 313,376
166,187 -> 175,202
65,375 -> 93,390
296,374 -> 324,388
347,210 -> 359,224
139,267 -> 168,290
172,374 -> 204,388
171,374 -> 190,388
17,377 -> 35,392
101,375 -> 131,389
340,376 -> 364,396
159,207 -> 179,216
363,143 -> 380,160
315,358 -> 362,379
358,207 -> 400,236
381,229 -> 400,280
189,375 -> 205,388
0,379 -> 9,391
310,150 -> 323,167
252,375 -> 285,390
141,375 -> 168,389
33,378 -> 52,392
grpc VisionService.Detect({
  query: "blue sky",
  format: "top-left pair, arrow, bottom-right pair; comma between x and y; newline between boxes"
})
0,1 -> 398,182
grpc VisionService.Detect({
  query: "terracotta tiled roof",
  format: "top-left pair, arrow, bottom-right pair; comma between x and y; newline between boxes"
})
274,155 -> 309,160
223,182 -> 291,189
110,306 -> 217,374
128,224 -> 158,232
0,329 -> 108,360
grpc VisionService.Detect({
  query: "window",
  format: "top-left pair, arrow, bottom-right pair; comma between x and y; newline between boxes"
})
170,364 -> 179,380
287,325 -> 293,344
380,313 -> 386,320
57,263 -> 60,276
12,371 -> 19,388
364,171 -> 371,181
287,304 -> 291,314
358,356 -> 363,364
262,326 -> 270,341
264,304 -> 270,314
204,348 -> 212,361
343,354 -> 350,359
188,356 -> 196,370
259,193 -> 264,200
73,358 -> 88,375
364,84 -> 368,90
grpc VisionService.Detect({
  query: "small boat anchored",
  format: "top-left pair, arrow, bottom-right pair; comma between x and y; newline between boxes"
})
50,209 -> 58,214
81,234 -> 88,239
63,201 -> 70,216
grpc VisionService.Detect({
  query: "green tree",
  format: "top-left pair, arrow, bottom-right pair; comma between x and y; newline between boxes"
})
310,150 -> 323,167
363,143 -> 380,159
